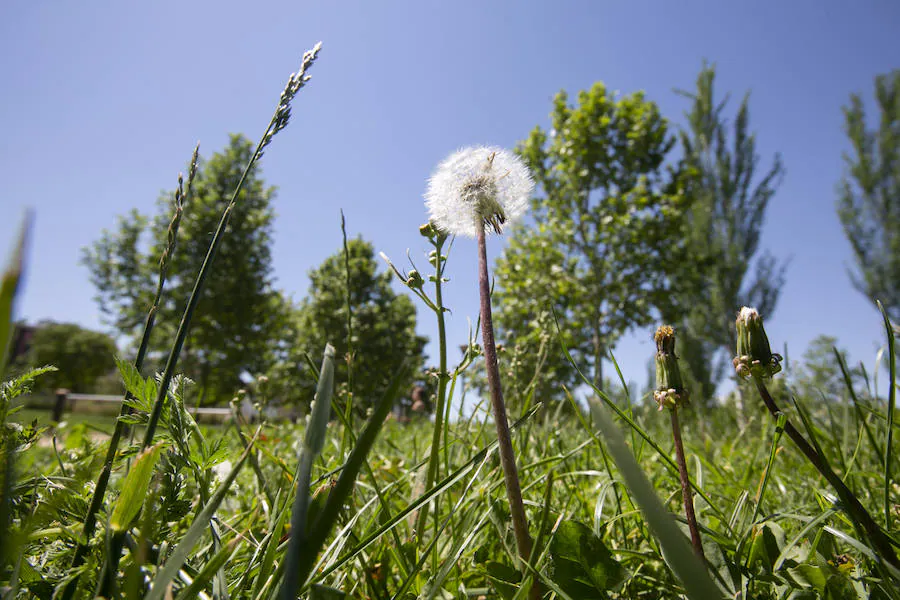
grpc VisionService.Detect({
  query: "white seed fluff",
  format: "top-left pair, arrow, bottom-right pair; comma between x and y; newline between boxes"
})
425,146 -> 534,238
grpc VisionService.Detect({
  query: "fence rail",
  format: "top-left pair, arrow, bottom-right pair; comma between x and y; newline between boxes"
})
49,390 -> 232,423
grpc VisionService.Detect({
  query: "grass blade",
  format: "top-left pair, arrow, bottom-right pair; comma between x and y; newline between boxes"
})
280,344 -> 335,600
587,400 -> 724,599
0,212 -> 31,375
282,360 -> 412,595
877,300 -> 896,531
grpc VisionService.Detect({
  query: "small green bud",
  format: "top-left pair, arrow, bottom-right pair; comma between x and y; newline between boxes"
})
653,325 -> 689,411
733,307 -> 783,379
405,270 -> 424,289
419,221 -> 448,244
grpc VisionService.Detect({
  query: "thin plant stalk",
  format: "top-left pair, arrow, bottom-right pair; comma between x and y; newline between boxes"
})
753,377 -> 900,570
670,407 -> 704,560
475,226 -> 534,577
417,233 -> 449,544
95,42 -> 321,587
140,43 -> 321,450
62,145 -> 199,600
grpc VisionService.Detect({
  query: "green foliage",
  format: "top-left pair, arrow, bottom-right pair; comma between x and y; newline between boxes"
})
549,520 -> 624,598
671,63 -> 786,403
791,335 -> 865,402
13,321 -> 117,393
82,135 -> 293,403
493,82 -> 691,402
838,69 -> 900,322
277,238 -> 427,413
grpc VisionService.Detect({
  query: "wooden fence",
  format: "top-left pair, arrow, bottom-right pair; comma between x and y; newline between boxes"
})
50,389 -> 232,424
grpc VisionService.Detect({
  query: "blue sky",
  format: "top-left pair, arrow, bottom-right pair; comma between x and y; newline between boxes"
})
2,1 -> 898,400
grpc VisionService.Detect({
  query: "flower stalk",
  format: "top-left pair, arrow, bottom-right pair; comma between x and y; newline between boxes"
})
654,325 -> 704,560
735,307 -> 900,571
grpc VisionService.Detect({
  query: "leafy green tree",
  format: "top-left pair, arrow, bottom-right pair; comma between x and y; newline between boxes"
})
837,70 -> 900,322
492,82 -> 691,402
670,64 -> 786,402
791,335 -> 865,403
14,321 -> 117,392
82,135 -> 291,403
274,238 -> 427,413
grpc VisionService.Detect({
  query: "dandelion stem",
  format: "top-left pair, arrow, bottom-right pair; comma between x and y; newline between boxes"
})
753,377 -> 900,570
670,407 -> 704,560
476,226 -> 535,585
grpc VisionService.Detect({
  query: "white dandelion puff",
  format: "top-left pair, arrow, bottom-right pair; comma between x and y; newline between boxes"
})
425,146 -> 534,238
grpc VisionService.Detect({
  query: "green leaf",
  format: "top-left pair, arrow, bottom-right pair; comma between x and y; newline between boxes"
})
549,520 -> 623,599
145,434 -> 254,600
0,213 -> 31,375
109,442 -> 165,532
308,584 -> 348,599
484,560 -> 521,600
747,521 -> 786,573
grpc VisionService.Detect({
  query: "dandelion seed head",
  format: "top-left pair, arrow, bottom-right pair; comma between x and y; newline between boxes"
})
425,146 -> 534,238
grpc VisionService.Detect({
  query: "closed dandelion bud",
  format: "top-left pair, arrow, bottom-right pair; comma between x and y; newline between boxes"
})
406,270 -> 424,289
653,325 -> 689,411
733,307 -> 783,379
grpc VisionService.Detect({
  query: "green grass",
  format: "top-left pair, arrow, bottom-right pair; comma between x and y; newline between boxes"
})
3,388 -> 899,598
2,43 -> 899,599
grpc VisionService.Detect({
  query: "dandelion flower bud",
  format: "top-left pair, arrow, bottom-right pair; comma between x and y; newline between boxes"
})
405,270 -> 424,289
653,325 -> 689,411
425,146 -> 534,238
733,307 -> 783,379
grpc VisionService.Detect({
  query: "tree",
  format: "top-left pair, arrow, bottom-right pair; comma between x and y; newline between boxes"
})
791,335 -> 865,403
14,321 -> 117,392
82,135 -> 291,403
276,238 -> 427,413
492,82 -> 692,402
670,64 -> 787,403
837,70 -> 900,322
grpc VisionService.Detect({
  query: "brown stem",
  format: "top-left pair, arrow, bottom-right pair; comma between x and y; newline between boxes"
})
477,227 -> 538,596
754,378 -> 900,570
670,408 -> 705,560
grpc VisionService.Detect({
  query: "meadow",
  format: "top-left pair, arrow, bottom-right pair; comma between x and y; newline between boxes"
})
2,43 -> 899,600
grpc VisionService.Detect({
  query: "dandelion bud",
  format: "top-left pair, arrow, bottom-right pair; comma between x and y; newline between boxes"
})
419,222 -> 436,238
653,325 -> 689,411
733,307 -> 783,379
405,270 -> 424,289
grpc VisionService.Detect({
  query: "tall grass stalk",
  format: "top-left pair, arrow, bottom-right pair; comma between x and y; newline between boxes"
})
141,43 -> 321,451
92,41 -> 322,589
62,145 -> 199,599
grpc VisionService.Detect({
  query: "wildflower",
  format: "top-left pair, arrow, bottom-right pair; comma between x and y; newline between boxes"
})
425,146 -> 533,238
653,325 -> 689,411
653,325 -> 704,558
423,146 -> 537,583
733,306 -> 783,379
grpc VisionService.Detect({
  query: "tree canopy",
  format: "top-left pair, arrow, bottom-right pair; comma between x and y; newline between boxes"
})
668,64 -> 786,403
492,82 -> 692,403
838,69 -> 900,322
271,238 -> 428,413
14,321 -> 117,393
82,135 -> 292,403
